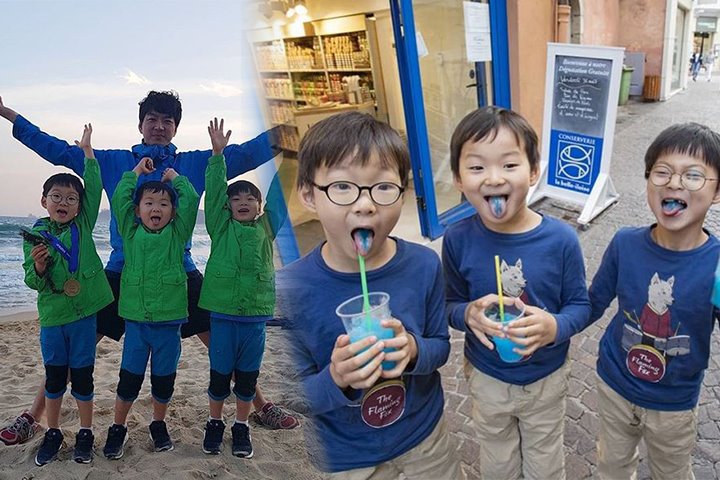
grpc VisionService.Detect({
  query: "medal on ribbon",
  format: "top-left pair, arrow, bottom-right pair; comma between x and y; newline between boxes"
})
40,223 -> 81,297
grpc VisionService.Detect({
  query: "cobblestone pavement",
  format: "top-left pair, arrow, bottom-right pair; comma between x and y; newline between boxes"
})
431,79 -> 720,479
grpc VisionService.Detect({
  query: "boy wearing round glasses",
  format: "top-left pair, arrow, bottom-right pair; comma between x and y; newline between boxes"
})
589,122 -> 720,479
23,124 -> 113,466
276,112 -> 461,477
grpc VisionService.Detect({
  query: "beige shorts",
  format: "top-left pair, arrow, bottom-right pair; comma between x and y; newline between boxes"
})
328,414 -> 464,480
464,359 -> 569,480
597,377 -> 697,480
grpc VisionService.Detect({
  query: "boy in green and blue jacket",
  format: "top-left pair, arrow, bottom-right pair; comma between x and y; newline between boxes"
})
199,118 -> 284,458
102,156 -> 200,459
23,124 -> 113,466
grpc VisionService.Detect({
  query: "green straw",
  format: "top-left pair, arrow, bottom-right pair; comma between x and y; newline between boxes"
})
358,253 -> 372,329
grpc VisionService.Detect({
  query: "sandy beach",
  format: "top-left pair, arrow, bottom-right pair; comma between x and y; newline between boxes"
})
0,311 -> 326,480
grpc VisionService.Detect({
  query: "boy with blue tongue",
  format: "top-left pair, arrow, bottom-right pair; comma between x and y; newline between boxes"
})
277,111 -> 462,478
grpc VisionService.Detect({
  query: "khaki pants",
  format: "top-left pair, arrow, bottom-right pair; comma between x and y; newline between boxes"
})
329,415 -> 464,480
464,359 -> 569,480
597,378 -> 697,480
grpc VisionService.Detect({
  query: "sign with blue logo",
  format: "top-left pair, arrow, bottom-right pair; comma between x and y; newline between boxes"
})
528,44 -> 623,225
548,130 -> 603,194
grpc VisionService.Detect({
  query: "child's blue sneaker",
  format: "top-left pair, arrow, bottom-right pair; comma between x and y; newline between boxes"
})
35,428 -> 63,466
103,424 -> 128,460
73,429 -> 94,464
231,422 -> 253,458
202,419 -> 225,455
149,420 -> 173,452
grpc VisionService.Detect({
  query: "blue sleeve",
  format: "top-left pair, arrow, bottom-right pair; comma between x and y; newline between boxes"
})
405,256 -> 451,376
224,129 -> 278,178
588,235 -> 620,324
263,172 -> 288,240
173,130 -> 277,194
442,234 -> 470,332
12,115 -> 136,180
552,235 -> 592,344
297,358 -> 363,415
13,115 -> 86,174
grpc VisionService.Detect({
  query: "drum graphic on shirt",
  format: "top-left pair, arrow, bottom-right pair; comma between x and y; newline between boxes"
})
621,273 -> 691,383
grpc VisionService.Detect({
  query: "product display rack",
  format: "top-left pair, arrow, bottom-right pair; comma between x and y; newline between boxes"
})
253,30 -> 376,153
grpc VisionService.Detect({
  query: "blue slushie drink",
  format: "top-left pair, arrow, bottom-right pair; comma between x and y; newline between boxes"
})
484,301 -> 525,363
336,292 -> 396,370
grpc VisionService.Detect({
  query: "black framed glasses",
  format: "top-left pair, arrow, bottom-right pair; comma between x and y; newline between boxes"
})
647,167 -> 718,192
312,181 -> 405,206
47,193 -> 80,205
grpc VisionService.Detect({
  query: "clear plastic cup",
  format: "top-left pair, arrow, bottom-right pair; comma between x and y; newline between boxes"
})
336,292 -> 396,370
484,299 -> 526,363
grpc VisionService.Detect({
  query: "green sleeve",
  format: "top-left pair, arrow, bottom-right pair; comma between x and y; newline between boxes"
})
204,154 -> 231,238
22,240 -> 47,291
78,157 -> 103,229
171,175 -> 200,242
111,172 -> 139,239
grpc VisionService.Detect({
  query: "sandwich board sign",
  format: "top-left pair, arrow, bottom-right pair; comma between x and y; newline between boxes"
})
527,43 -> 623,225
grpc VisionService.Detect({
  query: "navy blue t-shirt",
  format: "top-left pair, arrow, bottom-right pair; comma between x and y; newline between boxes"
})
590,226 -> 720,410
443,214 -> 590,385
276,238 -> 449,472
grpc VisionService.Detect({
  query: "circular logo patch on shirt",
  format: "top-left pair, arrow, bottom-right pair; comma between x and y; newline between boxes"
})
626,344 -> 666,382
361,379 -> 406,428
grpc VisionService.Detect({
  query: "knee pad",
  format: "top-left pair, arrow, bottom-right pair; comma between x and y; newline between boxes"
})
232,370 -> 259,400
151,373 -> 176,403
70,366 -> 95,398
117,368 -> 144,402
208,370 -> 232,400
45,365 -> 69,396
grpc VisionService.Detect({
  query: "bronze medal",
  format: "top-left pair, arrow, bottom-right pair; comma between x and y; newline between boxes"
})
63,279 -> 81,297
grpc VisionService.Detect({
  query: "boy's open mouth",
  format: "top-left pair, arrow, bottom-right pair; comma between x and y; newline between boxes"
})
351,228 -> 374,256
150,215 -> 163,226
237,208 -> 250,214
56,209 -> 68,216
484,195 -> 508,218
661,198 -> 687,217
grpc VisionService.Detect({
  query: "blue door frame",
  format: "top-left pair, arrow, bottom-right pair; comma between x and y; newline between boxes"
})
389,0 -> 512,239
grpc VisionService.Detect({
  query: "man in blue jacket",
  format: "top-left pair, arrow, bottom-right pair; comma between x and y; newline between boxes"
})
0,91 -> 299,446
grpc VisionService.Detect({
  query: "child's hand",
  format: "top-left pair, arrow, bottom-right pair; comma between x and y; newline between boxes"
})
133,157 -> 155,176
329,334 -> 386,391
30,244 -> 50,276
464,294 -> 505,350
379,318 -> 417,379
208,117 -> 232,156
0,96 -> 18,122
505,306 -> 558,356
74,123 -> 94,158
161,167 -> 178,183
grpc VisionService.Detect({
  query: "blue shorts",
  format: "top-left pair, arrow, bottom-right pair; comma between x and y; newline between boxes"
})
40,315 -> 96,401
121,320 -> 182,378
209,317 -> 265,401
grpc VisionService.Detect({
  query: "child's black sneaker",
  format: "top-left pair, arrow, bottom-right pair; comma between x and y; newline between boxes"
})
149,420 -> 174,452
103,424 -> 128,460
73,428 -> 94,464
202,419 -> 225,455
35,428 -> 63,466
231,422 -> 253,458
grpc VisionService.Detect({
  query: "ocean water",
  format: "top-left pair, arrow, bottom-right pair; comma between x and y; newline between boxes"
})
0,213 -> 211,314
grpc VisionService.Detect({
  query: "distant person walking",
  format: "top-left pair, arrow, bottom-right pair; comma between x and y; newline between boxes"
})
690,50 -> 703,82
705,51 -> 715,81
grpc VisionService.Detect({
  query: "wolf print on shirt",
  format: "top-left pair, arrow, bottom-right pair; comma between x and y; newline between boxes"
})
621,273 -> 690,383
500,258 -> 530,305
